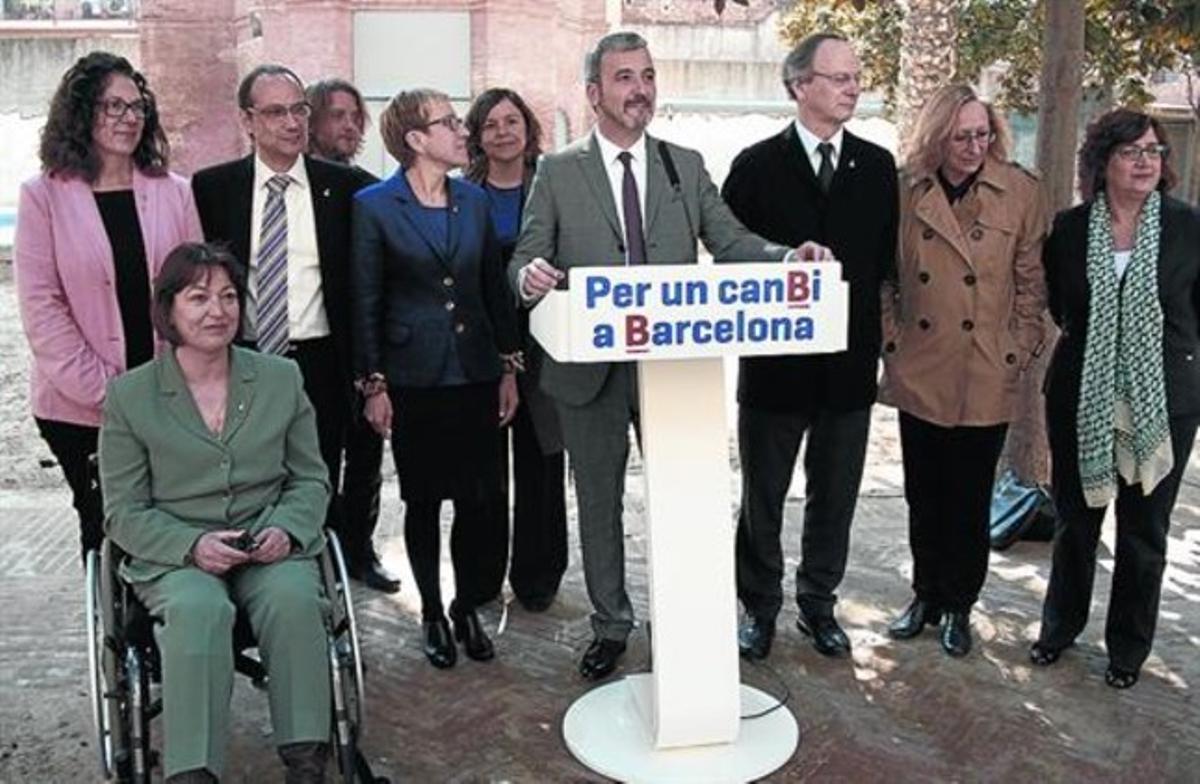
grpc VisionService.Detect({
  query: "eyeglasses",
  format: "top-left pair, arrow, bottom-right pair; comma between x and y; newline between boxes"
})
96,97 -> 150,120
1116,143 -> 1169,162
950,130 -> 996,148
809,71 -> 862,88
247,102 -> 313,122
421,113 -> 464,132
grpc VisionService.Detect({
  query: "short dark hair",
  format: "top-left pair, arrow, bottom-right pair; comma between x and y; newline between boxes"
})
583,32 -> 648,84
1078,108 -> 1177,201
782,32 -> 848,99
464,87 -> 543,183
379,88 -> 446,168
152,242 -> 247,346
237,64 -> 305,110
39,51 -> 169,182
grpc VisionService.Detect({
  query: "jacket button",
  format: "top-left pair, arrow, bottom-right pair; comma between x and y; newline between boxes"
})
617,243 -> 626,254
964,274 -> 977,286
918,318 -> 930,330
970,228 -> 984,241
884,341 -> 896,353
443,276 -> 454,287
962,319 -> 974,331
455,323 -> 465,334
918,271 -> 930,283
1005,353 -> 1017,364
445,301 -> 456,311
922,228 -> 934,240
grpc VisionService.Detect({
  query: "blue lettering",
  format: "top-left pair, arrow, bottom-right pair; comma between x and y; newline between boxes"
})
586,277 -> 611,309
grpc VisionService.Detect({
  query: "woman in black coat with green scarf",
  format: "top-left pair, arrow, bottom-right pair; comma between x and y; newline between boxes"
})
1032,108 -> 1200,689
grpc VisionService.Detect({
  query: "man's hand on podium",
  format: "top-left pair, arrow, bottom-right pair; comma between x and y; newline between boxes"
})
790,241 -> 834,262
519,257 -> 565,303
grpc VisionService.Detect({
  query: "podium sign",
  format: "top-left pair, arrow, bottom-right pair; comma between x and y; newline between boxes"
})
541,262 -> 847,782
531,261 -> 848,363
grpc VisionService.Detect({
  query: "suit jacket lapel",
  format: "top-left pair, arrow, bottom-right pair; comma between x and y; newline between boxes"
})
304,156 -> 338,275
221,348 -> 257,442
389,172 -> 454,271
912,178 -> 974,267
780,125 -> 822,197
157,350 -> 221,447
446,179 -> 463,264
575,136 -> 623,243
643,136 -> 669,236
231,156 -> 255,266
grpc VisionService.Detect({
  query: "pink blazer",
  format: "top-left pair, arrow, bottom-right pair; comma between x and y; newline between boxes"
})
15,168 -> 203,427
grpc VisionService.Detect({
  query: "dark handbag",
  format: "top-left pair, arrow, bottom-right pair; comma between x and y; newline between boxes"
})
989,469 -> 1056,550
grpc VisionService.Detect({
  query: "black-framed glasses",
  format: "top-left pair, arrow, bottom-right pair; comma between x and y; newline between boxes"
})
809,70 -> 862,88
96,97 -> 150,120
1116,143 -> 1169,162
421,113 -> 464,133
247,102 -> 312,122
950,130 -> 996,148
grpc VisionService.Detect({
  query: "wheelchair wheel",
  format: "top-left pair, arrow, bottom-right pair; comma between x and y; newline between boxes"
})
323,532 -> 366,782
85,549 -> 116,779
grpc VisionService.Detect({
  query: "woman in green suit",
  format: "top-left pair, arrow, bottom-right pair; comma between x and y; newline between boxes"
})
99,242 -> 332,782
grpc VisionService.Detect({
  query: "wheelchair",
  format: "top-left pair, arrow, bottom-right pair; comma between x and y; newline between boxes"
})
84,530 -> 379,783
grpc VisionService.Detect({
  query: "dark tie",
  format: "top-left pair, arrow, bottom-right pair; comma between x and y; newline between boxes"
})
817,142 -> 835,195
255,174 -> 292,355
617,151 -> 647,265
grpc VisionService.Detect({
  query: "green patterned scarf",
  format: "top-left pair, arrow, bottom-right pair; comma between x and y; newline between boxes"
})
1077,190 -> 1172,508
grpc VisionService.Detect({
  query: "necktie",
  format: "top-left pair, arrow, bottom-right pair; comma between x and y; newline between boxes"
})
817,142 -> 835,195
617,151 -> 647,265
255,174 -> 291,355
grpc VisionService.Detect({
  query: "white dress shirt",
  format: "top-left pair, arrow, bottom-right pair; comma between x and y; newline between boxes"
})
593,128 -> 648,264
247,154 -> 329,342
794,119 -> 844,177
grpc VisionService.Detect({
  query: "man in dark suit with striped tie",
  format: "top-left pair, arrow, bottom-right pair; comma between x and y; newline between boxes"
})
191,64 -> 375,552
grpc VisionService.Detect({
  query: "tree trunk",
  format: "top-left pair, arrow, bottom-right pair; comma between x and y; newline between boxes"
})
897,0 -> 957,138
1003,0 -> 1085,485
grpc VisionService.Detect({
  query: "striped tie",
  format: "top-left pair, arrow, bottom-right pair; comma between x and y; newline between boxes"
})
255,174 -> 291,355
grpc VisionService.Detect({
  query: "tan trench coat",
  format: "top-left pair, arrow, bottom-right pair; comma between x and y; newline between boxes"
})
879,159 -> 1048,427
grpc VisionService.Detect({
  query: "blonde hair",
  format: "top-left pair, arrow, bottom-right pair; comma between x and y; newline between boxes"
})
902,84 -> 1011,180
379,88 -> 447,168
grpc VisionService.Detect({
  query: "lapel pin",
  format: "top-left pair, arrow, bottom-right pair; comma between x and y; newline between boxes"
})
322,188 -> 331,197
849,159 -> 856,170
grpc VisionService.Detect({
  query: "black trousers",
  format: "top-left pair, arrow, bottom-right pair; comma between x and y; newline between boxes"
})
35,418 -> 103,560
340,402 -> 384,566
286,337 -> 348,533
1039,412 -> 1199,672
736,404 -> 871,620
392,383 -> 504,619
488,402 -> 568,604
898,413 -> 1008,613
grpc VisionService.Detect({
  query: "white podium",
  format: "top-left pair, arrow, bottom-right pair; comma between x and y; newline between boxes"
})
532,263 -> 848,783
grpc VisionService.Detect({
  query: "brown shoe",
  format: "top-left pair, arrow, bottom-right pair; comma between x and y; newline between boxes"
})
279,741 -> 328,784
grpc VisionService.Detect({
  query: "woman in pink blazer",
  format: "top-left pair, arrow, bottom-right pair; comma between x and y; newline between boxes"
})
15,51 -> 202,559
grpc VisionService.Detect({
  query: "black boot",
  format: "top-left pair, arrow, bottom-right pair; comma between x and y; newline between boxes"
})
450,603 -> 495,661
423,616 -> 457,668
939,611 -> 972,657
888,597 -> 942,640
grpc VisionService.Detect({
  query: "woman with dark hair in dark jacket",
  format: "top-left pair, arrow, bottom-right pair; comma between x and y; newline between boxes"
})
1031,108 -> 1200,690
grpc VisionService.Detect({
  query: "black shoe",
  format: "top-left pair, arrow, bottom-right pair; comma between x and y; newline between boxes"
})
350,557 -> 401,594
738,615 -> 775,660
796,611 -> 851,657
579,638 -> 626,680
450,605 -> 495,661
888,597 -> 942,640
517,593 -> 556,613
1104,664 -> 1139,689
939,611 -> 972,657
1029,641 -> 1069,666
422,617 -> 457,669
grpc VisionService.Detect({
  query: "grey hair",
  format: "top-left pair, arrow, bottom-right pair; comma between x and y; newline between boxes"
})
583,31 -> 649,84
781,32 -> 847,99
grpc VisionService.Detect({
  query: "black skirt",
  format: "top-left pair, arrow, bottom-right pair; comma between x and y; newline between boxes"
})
391,382 -> 500,502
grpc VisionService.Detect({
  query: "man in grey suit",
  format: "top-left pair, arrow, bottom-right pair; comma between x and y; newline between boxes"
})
510,31 -> 830,680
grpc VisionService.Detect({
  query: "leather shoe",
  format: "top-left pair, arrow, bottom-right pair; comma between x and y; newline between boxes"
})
888,597 -> 942,640
350,557 -> 401,594
738,615 -> 775,660
796,611 -> 851,657
450,605 -> 495,661
579,638 -> 626,680
422,617 -> 457,669
939,611 -> 972,657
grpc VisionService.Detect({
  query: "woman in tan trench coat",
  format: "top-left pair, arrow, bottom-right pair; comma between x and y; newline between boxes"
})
880,84 -> 1047,657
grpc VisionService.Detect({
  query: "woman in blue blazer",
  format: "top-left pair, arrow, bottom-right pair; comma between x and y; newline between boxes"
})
351,88 -> 520,669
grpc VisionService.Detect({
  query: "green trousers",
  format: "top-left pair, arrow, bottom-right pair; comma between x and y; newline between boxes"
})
135,558 -> 331,778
